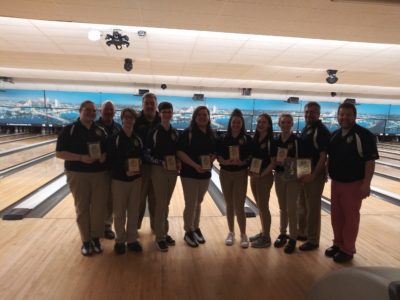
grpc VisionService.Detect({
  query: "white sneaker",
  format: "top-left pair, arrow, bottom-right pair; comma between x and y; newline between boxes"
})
240,234 -> 249,249
225,232 -> 234,246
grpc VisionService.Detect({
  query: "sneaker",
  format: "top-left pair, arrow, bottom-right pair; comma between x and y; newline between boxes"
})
81,241 -> 93,256
333,251 -> 353,263
193,228 -> 206,244
91,238 -> 103,254
299,242 -> 319,251
325,245 -> 340,258
166,235 -> 176,246
184,231 -> 198,248
284,239 -> 296,254
104,228 -> 115,240
114,242 -> 126,255
249,232 -> 262,242
251,235 -> 271,248
225,232 -> 235,246
297,235 -> 307,241
274,234 -> 288,248
127,241 -> 143,252
156,240 -> 168,252
240,234 -> 249,249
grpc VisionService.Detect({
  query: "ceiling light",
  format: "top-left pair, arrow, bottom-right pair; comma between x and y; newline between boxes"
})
88,30 -> 101,41
326,69 -> 338,84
137,30 -> 147,38
105,30 -> 130,50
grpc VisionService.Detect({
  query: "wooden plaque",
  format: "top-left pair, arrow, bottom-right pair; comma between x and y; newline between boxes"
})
250,158 -> 262,174
296,159 -> 312,178
128,158 -> 140,173
276,147 -> 288,163
228,145 -> 240,160
164,155 -> 176,171
200,155 -> 211,170
87,142 -> 101,160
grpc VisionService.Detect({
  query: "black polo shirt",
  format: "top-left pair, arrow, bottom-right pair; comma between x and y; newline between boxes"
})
299,120 -> 330,169
96,117 -> 122,136
108,130 -> 142,182
56,119 -> 108,172
144,124 -> 179,165
251,135 -> 277,172
134,111 -> 161,143
274,133 -> 299,174
217,132 -> 253,172
177,127 -> 217,180
328,124 -> 379,183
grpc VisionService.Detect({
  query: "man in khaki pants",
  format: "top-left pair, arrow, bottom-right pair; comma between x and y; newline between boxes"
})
298,101 -> 330,251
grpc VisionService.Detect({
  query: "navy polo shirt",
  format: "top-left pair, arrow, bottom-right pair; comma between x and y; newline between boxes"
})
328,124 -> 379,182
217,132 -> 253,172
56,119 -> 108,172
177,127 -> 217,180
96,118 -> 122,136
144,124 -> 179,165
134,111 -> 161,143
108,130 -> 142,182
299,120 -> 330,169
250,135 -> 277,171
274,133 -> 299,174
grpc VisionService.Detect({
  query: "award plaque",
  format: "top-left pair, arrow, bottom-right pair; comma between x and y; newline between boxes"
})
164,155 -> 176,171
250,158 -> 262,174
229,145 -> 240,160
283,157 -> 297,181
200,155 -> 212,170
127,158 -> 140,173
87,142 -> 101,160
296,159 -> 312,178
276,147 -> 288,163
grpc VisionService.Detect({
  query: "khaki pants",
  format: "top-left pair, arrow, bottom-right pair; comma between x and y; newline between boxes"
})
137,164 -> 156,230
250,173 -> 274,240
274,173 -> 300,240
297,173 -> 325,244
219,169 -> 248,234
112,179 -> 142,243
66,171 -> 108,242
151,165 -> 177,242
181,177 -> 210,232
104,170 -> 113,229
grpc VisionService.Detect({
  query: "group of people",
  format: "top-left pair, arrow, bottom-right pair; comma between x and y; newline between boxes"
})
56,93 -> 378,264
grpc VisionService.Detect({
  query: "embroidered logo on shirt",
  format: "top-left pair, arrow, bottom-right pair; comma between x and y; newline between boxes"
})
171,132 -> 177,141
95,129 -> 103,136
239,138 -> 245,145
346,136 -> 353,143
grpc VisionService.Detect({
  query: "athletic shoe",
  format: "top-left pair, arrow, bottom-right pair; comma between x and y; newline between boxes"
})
127,241 -> 143,252
193,228 -> 206,244
274,234 -> 288,248
284,239 -> 296,254
299,242 -> 319,251
114,242 -> 126,255
333,251 -> 353,263
325,245 -> 340,258
225,232 -> 235,246
91,238 -> 103,254
251,236 -> 271,248
104,228 -> 115,240
81,241 -> 93,256
184,231 -> 198,247
249,232 -> 263,242
166,235 -> 176,246
156,240 -> 168,252
240,234 -> 249,249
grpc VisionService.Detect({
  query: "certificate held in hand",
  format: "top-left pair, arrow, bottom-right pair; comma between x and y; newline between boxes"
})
276,147 -> 288,163
200,155 -> 211,170
164,155 -> 176,171
229,145 -> 240,160
128,158 -> 141,173
87,142 -> 101,160
250,158 -> 262,174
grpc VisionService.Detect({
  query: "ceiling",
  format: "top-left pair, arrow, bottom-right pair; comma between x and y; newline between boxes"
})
1,0 -> 400,102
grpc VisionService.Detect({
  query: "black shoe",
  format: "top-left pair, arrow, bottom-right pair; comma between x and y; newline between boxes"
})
127,241 -> 143,252
104,228 -> 115,240
274,234 -> 288,248
114,242 -> 126,255
91,238 -> 103,254
325,245 -> 340,258
184,231 -> 199,248
193,228 -> 206,244
81,241 -> 93,256
166,235 -> 176,246
333,251 -> 353,263
284,239 -> 296,254
156,240 -> 168,252
299,242 -> 319,251
297,235 -> 307,241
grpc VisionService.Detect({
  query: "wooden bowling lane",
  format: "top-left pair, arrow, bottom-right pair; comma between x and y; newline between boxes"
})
375,164 -> 400,178
0,142 -> 56,170
0,157 -> 64,211
378,152 -> 400,161
45,176 -> 222,220
0,133 -> 33,142
0,135 -> 56,152
371,175 -> 400,195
